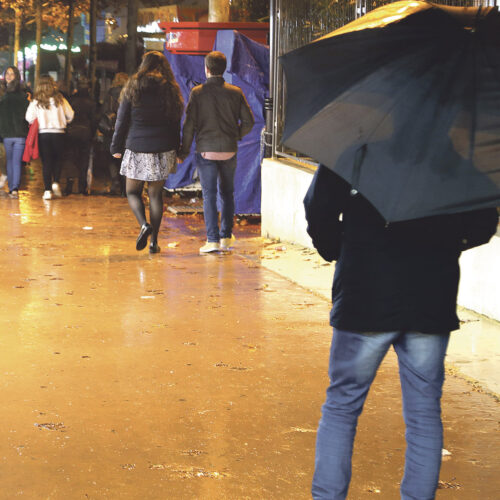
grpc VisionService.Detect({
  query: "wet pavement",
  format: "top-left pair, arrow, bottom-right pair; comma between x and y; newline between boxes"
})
0,167 -> 499,499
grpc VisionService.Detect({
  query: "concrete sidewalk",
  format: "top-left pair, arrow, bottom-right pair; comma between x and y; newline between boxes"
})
250,239 -> 500,399
0,171 -> 498,499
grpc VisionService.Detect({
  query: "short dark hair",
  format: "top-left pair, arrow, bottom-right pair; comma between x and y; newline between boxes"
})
205,51 -> 226,76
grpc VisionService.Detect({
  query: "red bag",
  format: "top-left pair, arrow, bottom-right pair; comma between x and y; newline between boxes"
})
22,119 -> 39,162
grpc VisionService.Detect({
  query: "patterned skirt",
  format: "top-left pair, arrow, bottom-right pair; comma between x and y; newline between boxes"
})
120,149 -> 177,182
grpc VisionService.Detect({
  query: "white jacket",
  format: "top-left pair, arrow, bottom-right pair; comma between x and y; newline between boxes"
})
25,97 -> 74,133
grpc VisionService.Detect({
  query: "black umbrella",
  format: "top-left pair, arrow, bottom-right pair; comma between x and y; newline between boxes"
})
281,0 -> 500,222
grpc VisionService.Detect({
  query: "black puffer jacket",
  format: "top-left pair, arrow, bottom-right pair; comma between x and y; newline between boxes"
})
110,78 -> 181,155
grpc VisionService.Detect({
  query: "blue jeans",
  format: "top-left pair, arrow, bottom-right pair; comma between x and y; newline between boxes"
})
312,329 -> 450,500
196,153 -> 237,242
4,137 -> 26,191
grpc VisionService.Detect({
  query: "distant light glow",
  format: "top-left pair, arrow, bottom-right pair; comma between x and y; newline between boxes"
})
40,43 -> 80,52
138,20 -> 172,33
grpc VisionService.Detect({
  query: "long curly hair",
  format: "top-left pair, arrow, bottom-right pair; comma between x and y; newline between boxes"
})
4,66 -> 21,93
121,51 -> 184,122
34,75 -> 64,109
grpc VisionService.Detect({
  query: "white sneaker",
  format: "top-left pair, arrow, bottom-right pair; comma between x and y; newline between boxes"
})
199,241 -> 220,254
52,182 -> 62,197
0,174 -> 7,188
220,235 -> 236,250
43,190 -> 52,200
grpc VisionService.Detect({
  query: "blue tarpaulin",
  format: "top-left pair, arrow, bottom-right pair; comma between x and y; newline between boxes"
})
164,30 -> 269,214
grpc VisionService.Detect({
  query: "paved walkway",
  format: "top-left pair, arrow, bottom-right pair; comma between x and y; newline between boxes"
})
254,241 -> 500,398
0,169 -> 498,499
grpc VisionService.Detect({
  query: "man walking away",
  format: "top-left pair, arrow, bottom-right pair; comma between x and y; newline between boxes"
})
178,51 -> 254,254
304,165 -> 499,500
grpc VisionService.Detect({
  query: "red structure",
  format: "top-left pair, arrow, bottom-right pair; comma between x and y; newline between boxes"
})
160,22 -> 269,55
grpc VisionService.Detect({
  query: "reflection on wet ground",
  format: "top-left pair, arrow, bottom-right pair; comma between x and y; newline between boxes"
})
0,168 -> 498,499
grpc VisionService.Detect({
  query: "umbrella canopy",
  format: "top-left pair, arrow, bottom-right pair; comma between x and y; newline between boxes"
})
281,0 -> 500,222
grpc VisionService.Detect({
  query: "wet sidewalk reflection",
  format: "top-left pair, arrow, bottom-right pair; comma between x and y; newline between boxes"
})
0,172 -> 498,499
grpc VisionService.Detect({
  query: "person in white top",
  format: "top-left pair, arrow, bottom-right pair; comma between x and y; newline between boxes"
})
25,75 -> 74,200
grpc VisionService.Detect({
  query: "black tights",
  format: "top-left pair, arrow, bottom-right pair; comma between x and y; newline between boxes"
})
126,178 -> 165,244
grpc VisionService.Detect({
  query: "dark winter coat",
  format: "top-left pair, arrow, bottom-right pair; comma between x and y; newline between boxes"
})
68,90 -> 96,142
110,80 -> 181,155
304,165 -> 499,334
0,91 -> 29,138
178,76 -> 254,159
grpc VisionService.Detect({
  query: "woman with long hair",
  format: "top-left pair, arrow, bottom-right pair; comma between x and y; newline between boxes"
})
0,66 -> 29,198
111,51 -> 184,254
25,75 -> 74,200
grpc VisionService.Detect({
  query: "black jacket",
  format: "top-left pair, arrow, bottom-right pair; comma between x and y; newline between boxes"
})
304,165 -> 499,334
0,91 -> 29,138
178,76 -> 254,159
110,81 -> 181,155
68,90 -> 96,142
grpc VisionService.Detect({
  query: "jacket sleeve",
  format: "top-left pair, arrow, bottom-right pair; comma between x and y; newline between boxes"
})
110,97 -> 131,155
25,101 -> 37,124
303,165 -> 350,262
178,91 -> 196,160
459,208 -> 499,251
238,92 -> 254,140
62,98 -> 74,123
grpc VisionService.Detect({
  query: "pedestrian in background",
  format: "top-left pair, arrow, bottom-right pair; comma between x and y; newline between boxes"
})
99,72 -> 128,196
0,66 -> 29,198
0,78 -> 7,191
0,140 -> 6,192
178,51 -> 254,254
25,75 -> 74,200
65,76 -> 96,195
111,51 -> 183,254
304,165 -> 499,500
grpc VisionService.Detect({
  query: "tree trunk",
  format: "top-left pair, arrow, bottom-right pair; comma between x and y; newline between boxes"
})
126,0 -> 138,75
89,0 -> 97,101
35,0 -> 42,88
65,0 -> 75,89
13,9 -> 21,66
208,0 -> 230,22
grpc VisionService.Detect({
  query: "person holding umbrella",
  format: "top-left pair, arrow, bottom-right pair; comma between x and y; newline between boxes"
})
304,166 -> 498,500
280,2 -> 500,499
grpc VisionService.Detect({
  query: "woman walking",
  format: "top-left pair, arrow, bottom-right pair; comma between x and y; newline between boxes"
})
0,66 -> 29,198
25,75 -> 74,200
111,51 -> 183,253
